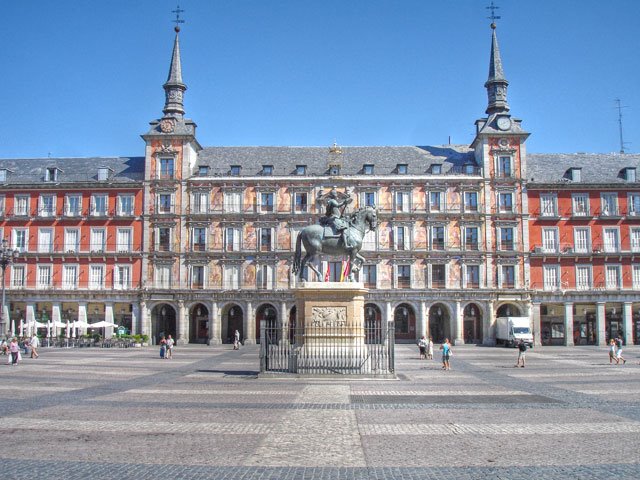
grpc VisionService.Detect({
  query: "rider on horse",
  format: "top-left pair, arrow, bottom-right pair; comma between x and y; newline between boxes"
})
321,188 -> 353,249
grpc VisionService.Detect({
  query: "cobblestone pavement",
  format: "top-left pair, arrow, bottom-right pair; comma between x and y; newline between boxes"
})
1,343 -> 639,479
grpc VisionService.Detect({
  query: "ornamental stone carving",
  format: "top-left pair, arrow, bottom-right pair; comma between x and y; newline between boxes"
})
311,306 -> 347,327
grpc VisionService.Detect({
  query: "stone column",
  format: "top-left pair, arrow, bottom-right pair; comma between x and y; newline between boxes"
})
209,302 -> 221,345
531,302 -> 541,347
417,301 -> 427,340
104,302 -> 114,339
139,301 -> 150,340
424,304 -> 431,340
564,302 -> 574,346
130,303 -> 139,335
52,302 -> 61,338
78,302 -> 88,337
177,300 -> 187,345
486,300 -> 496,346
454,300 -> 464,345
245,301 -> 255,345
385,301 -> 393,324
280,301 -> 289,344
623,302 -> 633,346
596,302 -> 606,346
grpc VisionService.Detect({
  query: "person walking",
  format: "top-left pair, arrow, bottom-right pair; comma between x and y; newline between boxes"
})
9,337 -> 19,366
609,338 -> 619,364
440,338 -> 452,370
29,334 -> 39,359
615,335 -> 626,364
166,335 -> 175,359
159,335 -> 167,359
233,330 -> 241,350
418,336 -> 428,359
427,337 -> 434,360
515,339 -> 527,367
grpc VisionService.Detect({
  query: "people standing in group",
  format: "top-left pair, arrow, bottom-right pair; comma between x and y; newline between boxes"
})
233,330 -> 240,350
418,336 -> 428,359
439,338 -> 452,370
427,337 -> 434,360
515,339 -> 527,367
0,338 -> 7,356
9,337 -> 19,366
615,335 -> 626,364
166,335 -> 174,359
29,334 -> 39,359
159,335 -> 167,359
609,339 -> 619,365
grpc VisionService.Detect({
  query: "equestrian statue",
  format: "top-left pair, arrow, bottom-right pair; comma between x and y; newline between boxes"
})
292,188 -> 378,282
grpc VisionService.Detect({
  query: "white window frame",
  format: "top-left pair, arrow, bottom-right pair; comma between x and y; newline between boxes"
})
258,227 -> 274,252
91,194 -> 108,217
223,264 -> 241,290
497,191 -> 514,213
117,194 -> 135,216
65,194 -> 83,217
499,264 -> 517,289
463,264 -> 481,289
600,193 -> 618,216
498,226 -> 516,251
463,225 -> 480,251
631,228 -> 640,253
189,265 -> 206,289
191,191 -> 209,214
575,265 -> 592,291
258,191 -> 275,213
257,264 -> 274,290
464,191 -> 478,212
37,265 -> 52,289
429,263 -> 447,289
394,191 -> 411,213
573,227 -> 590,253
156,227 -> 172,252
12,228 -> 28,253
90,228 -> 106,253
542,227 -> 559,253
603,227 -> 620,253
116,228 -> 132,253
191,226 -> 207,251
361,191 -> 378,208
361,229 -> 377,251
225,227 -> 242,252
540,194 -> 557,217
39,194 -> 56,218
223,191 -> 242,213
392,225 -> 410,251
395,264 -> 412,289
605,264 -> 622,290
62,265 -> 79,290
155,265 -> 171,289
496,155 -> 513,178
633,265 -> 640,289
293,191 -> 309,214
157,193 -> 174,214
89,265 -> 105,290
628,193 -> 640,216
428,191 -> 443,212
571,193 -> 589,216
11,264 -> 25,288
14,195 -> 29,216
158,157 -> 175,180
37,228 -> 54,253
430,225 -> 446,250
361,264 -> 377,288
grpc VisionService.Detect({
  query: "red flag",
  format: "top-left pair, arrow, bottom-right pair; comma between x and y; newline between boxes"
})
324,264 -> 330,282
340,260 -> 350,282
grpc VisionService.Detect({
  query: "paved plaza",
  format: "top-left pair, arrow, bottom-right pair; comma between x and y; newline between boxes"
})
1,343 -> 639,479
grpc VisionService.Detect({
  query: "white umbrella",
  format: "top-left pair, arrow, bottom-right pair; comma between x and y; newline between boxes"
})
71,323 -> 76,338
89,321 -> 118,328
19,320 -> 24,337
46,321 -> 51,338
65,320 -> 70,339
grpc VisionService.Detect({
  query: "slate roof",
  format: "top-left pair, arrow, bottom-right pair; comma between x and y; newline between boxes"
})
196,145 -> 477,177
527,153 -> 640,185
0,157 -> 144,185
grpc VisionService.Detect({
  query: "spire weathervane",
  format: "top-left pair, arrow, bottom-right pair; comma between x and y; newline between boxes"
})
172,5 -> 185,32
486,1 -> 501,28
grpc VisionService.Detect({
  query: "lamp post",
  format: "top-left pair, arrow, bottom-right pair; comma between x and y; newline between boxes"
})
0,239 -> 19,337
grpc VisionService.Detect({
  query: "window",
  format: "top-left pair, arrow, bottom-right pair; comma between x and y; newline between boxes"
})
295,165 -> 307,175
394,191 -> 410,213
392,226 -> 408,250
294,192 -> 308,213
501,265 -> 515,288
64,228 -> 79,253
605,265 -> 621,290
397,164 -> 408,174
191,192 -> 208,214
157,227 -> 172,251
464,192 -> 478,212
65,194 -> 82,217
159,158 -> 174,179
0,170 -> 6,183
225,227 -> 241,252
223,192 -> 242,213
62,265 -> 78,290
90,228 -> 106,252
431,264 -> 446,288
223,265 -> 240,289
37,265 -> 52,289
45,167 -> 58,182
39,195 -> 56,217
362,191 -> 377,208
465,265 -> 480,288
576,265 -> 591,291
628,193 -> 640,216
464,226 -> 479,250
362,265 -> 377,288
117,194 -> 135,216
626,168 -> 636,182
91,194 -> 108,216
498,156 -> 512,177
431,226 -> 445,250
117,228 -> 132,252
631,228 -> 640,252
543,265 -> 560,291
257,264 -> 273,290
431,164 -> 442,175
330,165 -> 340,176
570,168 -> 582,182
11,265 -> 25,288
262,165 -> 273,175
363,164 -> 374,175
190,265 -> 205,289
155,265 -> 171,289
573,227 -> 590,253
14,195 -> 29,216
327,261 -> 342,282
38,228 -> 53,253
429,192 -> 442,212
192,227 -> 206,251
499,227 -> 514,251
542,228 -> 559,253
114,265 -> 131,290
230,165 -> 241,176
0,196 -> 5,216
158,194 -> 173,214
198,165 -> 209,176
89,265 -> 105,289
633,265 -> 640,289
396,265 -> 411,288
12,229 -> 28,253
259,192 -> 274,213
97,167 -> 109,181
601,193 -> 618,216
572,193 -> 589,216
362,229 -> 376,251
259,228 -> 273,251
540,194 -> 557,216
498,192 -> 513,213
603,228 -> 620,253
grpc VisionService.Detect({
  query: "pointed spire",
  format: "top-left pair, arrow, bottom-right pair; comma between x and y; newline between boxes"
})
163,27 -> 187,118
484,23 -> 509,115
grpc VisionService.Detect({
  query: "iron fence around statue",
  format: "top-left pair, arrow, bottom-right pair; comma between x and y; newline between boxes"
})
259,320 -> 395,376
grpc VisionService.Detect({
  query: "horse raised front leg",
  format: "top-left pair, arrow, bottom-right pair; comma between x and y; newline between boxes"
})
300,253 -> 322,280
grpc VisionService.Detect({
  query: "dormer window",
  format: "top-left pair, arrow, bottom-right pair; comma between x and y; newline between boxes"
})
295,165 -> 307,175
464,163 -> 476,175
626,167 -> 636,182
363,164 -> 374,175
330,165 -> 340,176
570,168 -> 582,182
262,165 -> 273,176
397,164 -> 408,175
198,165 -> 209,176
97,167 -> 109,182
0,170 -> 6,183
230,165 -> 241,176
45,167 -> 58,182
431,164 -> 442,175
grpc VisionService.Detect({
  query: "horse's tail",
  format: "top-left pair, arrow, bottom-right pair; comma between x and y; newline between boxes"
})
292,231 -> 303,275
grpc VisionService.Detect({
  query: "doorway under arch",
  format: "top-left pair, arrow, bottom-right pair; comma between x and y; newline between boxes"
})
256,303 -> 278,344
394,303 -> 416,342
222,304 -> 244,344
496,303 -> 522,317
151,304 -> 176,345
364,303 -> 383,344
189,303 -> 209,344
429,303 -> 451,344
463,303 -> 483,344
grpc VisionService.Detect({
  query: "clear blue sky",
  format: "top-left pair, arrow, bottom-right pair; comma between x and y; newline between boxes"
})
1,0 -> 639,158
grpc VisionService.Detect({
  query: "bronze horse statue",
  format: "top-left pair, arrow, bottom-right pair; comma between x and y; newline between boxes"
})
292,206 -> 378,282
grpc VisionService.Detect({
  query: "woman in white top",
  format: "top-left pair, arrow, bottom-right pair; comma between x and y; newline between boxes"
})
30,335 -> 39,359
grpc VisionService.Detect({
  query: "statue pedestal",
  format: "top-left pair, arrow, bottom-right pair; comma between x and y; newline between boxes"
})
293,282 -> 370,375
